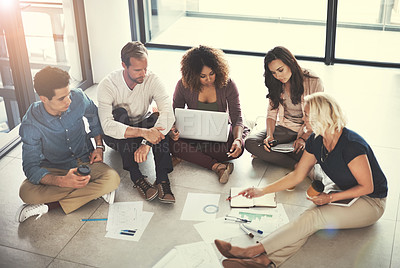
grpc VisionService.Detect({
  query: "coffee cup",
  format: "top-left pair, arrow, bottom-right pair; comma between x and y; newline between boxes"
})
76,165 -> 91,176
307,180 -> 324,198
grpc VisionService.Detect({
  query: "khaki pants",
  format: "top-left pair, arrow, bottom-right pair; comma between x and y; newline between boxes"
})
261,196 -> 386,267
19,162 -> 120,214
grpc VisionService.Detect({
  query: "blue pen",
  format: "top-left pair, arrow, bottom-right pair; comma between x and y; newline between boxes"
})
120,231 -> 135,236
243,223 -> 263,234
81,218 -> 107,221
121,229 -> 136,233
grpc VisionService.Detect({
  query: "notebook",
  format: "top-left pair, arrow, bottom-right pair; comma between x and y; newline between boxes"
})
174,108 -> 230,142
229,187 -> 277,208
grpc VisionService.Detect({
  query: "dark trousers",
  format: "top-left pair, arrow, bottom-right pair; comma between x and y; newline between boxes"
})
104,108 -> 173,184
245,125 -> 303,170
169,127 -> 244,170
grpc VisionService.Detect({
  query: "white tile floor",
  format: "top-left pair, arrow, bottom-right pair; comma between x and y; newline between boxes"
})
0,49 -> 399,268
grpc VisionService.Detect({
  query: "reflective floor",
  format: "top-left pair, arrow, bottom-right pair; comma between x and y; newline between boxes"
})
0,49 -> 399,267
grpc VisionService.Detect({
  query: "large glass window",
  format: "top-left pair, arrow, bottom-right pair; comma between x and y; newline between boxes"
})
147,0 -> 327,57
335,0 -> 400,63
139,0 -> 400,66
0,0 -> 92,158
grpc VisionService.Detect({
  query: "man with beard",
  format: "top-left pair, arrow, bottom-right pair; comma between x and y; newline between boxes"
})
97,41 -> 175,203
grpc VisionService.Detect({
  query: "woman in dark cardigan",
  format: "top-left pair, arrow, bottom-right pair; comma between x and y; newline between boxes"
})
169,45 -> 247,183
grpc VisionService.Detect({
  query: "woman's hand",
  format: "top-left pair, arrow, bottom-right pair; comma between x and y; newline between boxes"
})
169,125 -> 180,141
307,193 -> 332,206
293,138 -> 306,154
227,138 -> 242,158
262,136 -> 275,152
239,187 -> 265,199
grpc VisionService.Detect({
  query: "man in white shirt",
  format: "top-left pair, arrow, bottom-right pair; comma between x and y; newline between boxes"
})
97,41 -> 175,203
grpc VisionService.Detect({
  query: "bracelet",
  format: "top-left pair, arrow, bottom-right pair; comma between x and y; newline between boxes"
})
96,145 -> 105,151
299,137 -> 306,142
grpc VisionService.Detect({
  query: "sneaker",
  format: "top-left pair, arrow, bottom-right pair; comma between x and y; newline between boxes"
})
155,181 -> 175,204
102,190 -> 115,204
133,177 -> 158,201
16,204 -> 49,223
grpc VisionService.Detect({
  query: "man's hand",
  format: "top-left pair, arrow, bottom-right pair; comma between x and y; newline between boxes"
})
134,144 -> 151,163
90,148 -> 104,164
59,168 -> 91,188
143,127 -> 165,144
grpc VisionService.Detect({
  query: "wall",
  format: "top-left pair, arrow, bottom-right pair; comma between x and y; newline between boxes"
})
84,0 -> 131,83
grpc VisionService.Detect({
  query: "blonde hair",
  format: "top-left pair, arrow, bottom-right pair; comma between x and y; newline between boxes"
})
304,92 -> 347,137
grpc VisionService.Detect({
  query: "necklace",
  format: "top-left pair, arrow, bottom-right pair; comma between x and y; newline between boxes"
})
320,143 -> 329,163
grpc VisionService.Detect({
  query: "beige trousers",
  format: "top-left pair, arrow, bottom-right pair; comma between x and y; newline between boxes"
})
261,196 -> 386,267
19,162 -> 120,214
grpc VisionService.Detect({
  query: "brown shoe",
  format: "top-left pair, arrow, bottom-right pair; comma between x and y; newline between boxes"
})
155,181 -> 175,203
171,155 -> 183,167
133,177 -> 158,201
214,239 -> 237,258
214,163 -> 234,184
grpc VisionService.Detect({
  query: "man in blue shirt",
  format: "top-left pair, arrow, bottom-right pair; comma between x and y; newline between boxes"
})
16,66 -> 120,223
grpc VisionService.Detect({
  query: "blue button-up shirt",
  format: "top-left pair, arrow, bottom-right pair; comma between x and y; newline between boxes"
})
20,88 -> 103,184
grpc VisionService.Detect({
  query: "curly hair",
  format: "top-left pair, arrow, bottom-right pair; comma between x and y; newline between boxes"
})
34,66 -> 70,100
180,45 -> 229,92
264,46 -> 317,109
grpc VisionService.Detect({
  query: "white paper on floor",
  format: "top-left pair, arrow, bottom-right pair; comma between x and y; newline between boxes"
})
152,241 -> 220,268
180,193 -> 220,221
105,201 -> 153,241
194,203 -> 289,243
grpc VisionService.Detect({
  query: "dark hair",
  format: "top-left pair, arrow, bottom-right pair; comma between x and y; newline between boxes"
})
180,45 -> 229,92
264,46 -> 316,109
34,66 -> 70,100
121,41 -> 148,67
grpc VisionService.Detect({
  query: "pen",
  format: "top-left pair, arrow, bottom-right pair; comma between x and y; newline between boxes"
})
226,193 -> 242,201
81,218 -> 107,221
240,223 -> 254,238
120,231 -> 135,236
243,224 -> 263,234
225,215 -> 251,223
121,229 -> 136,233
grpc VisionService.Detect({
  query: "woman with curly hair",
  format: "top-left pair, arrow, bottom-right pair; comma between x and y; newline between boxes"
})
169,45 -> 247,183
245,46 -> 324,174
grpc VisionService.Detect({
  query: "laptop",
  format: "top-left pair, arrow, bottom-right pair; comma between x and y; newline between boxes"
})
174,108 -> 230,142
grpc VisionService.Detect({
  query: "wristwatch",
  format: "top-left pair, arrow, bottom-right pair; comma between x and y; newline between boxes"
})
96,145 -> 105,151
141,139 -> 153,146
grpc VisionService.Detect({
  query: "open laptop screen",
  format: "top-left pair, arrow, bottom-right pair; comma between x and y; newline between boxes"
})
174,108 -> 230,142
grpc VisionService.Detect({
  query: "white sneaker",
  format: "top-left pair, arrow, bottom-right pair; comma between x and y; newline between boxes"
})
102,190 -> 115,204
16,204 -> 49,223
